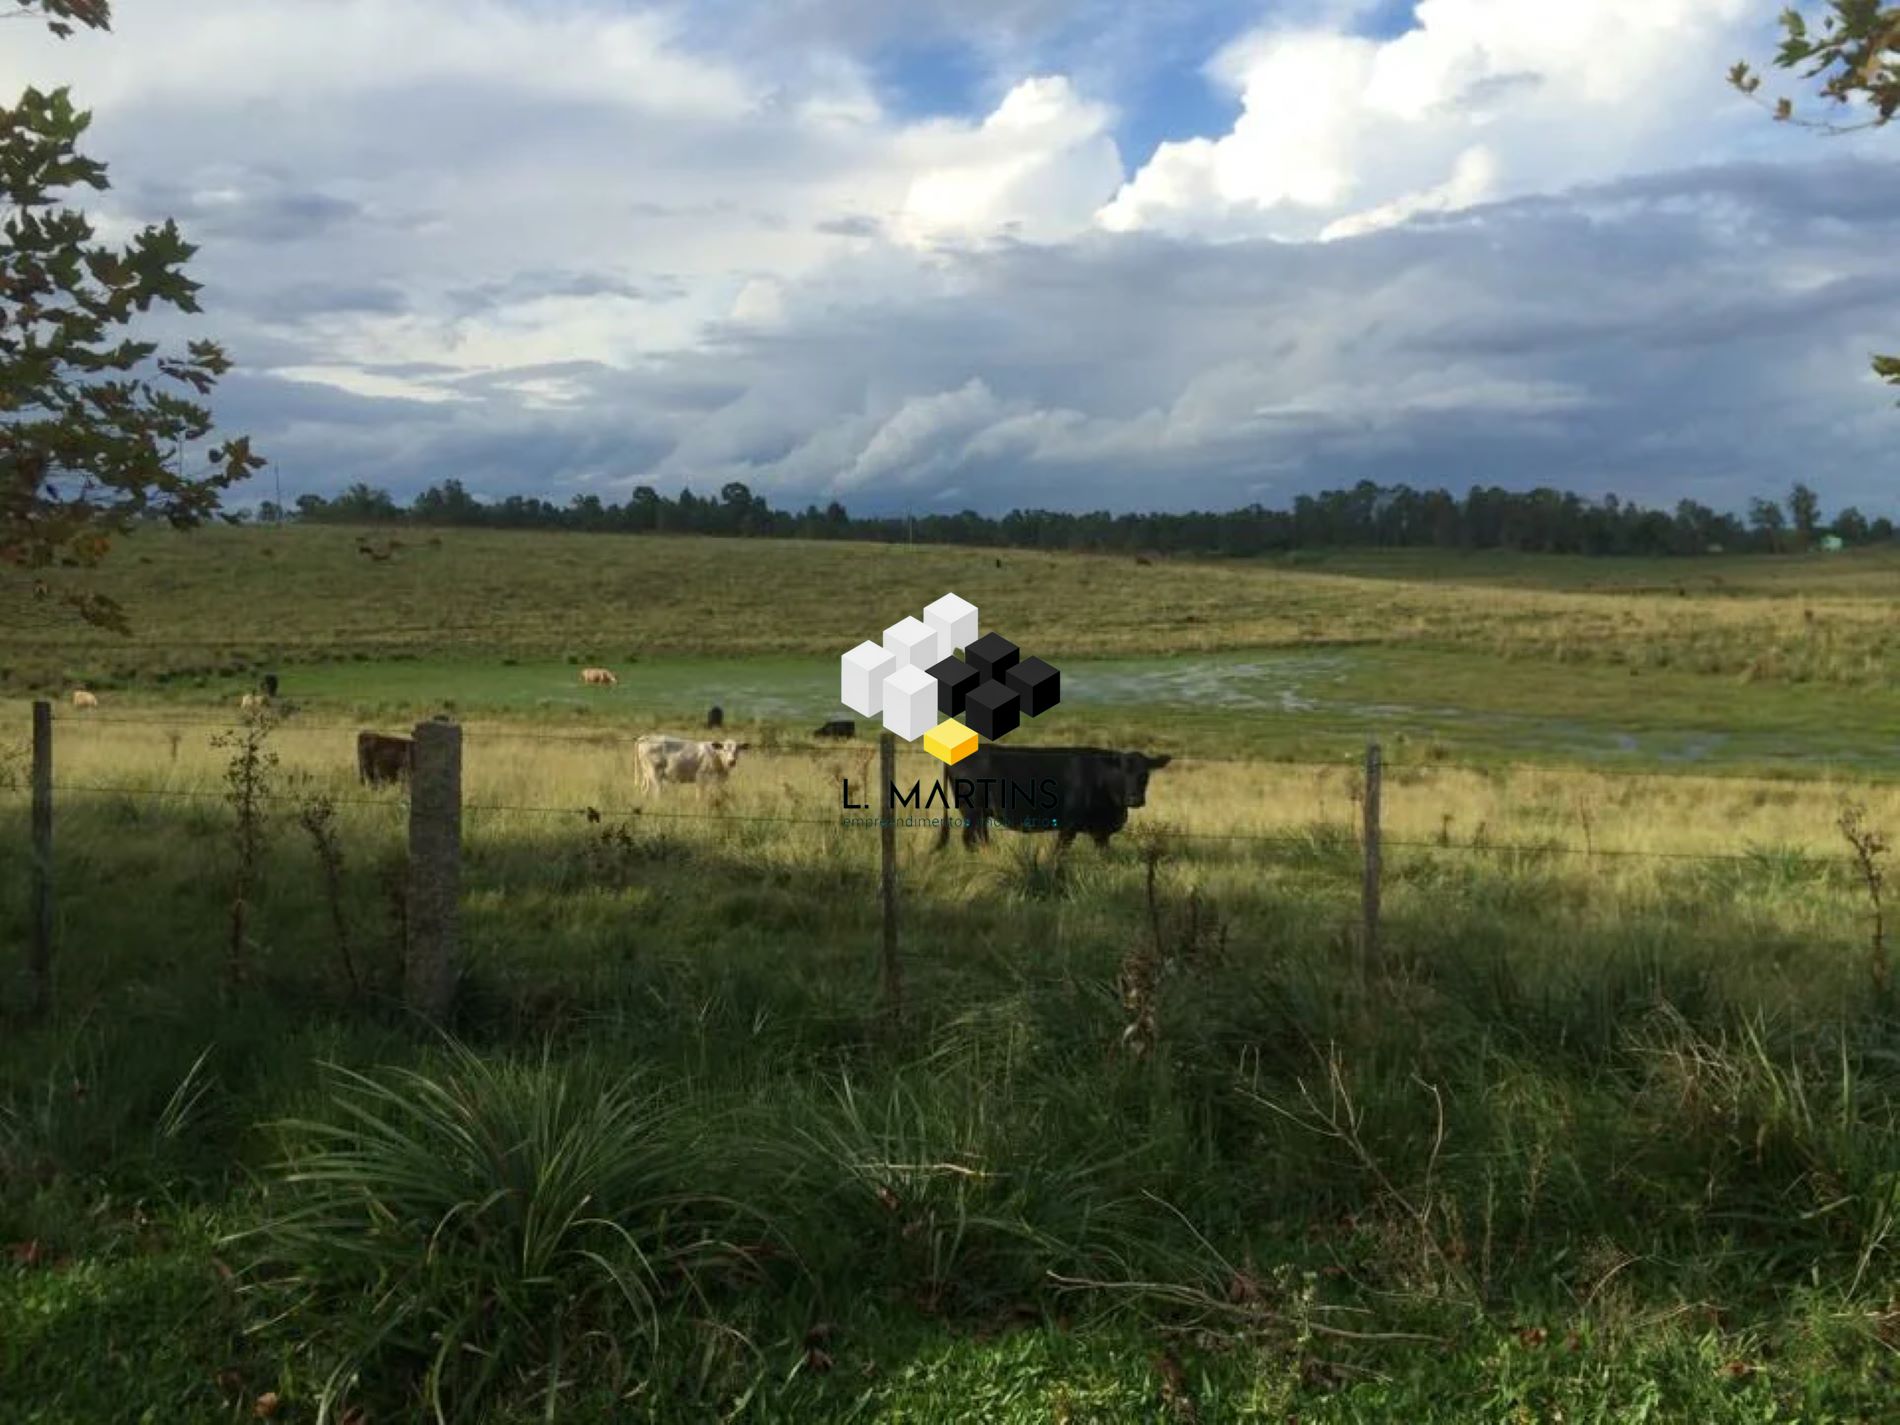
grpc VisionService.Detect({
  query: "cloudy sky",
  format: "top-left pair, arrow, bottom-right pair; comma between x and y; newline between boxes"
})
6,0 -> 1896,516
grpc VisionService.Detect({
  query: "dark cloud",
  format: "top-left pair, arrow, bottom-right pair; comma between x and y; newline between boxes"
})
816,215 -> 883,237
202,153 -> 1900,521
265,281 -> 411,318
130,177 -> 367,243
445,269 -> 648,315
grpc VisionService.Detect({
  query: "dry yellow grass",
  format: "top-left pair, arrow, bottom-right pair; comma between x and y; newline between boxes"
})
33,709 -> 1895,865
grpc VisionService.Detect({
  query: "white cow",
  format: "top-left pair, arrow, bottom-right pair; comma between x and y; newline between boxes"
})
634,736 -> 743,793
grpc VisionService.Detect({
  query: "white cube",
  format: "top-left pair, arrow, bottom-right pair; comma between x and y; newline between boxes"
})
841,640 -> 895,716
923,592 -> 978,654
883,615 -> 944,670
881,664 -> 938,740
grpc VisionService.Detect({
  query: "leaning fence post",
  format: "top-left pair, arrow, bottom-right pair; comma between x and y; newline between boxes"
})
405,720 -> 462,1023
28,701 -> 52,1017
1361,742 -> 1383,977
878,732 -> 902,1022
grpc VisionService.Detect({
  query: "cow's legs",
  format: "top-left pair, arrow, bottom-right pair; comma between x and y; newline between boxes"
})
935,765 -> 953,851
1057,827 -> 1079,852
1089,829 -> 1113,850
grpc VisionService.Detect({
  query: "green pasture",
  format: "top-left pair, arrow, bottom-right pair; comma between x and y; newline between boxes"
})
5,525 -> 1900,1420
23,638 -> 1900,774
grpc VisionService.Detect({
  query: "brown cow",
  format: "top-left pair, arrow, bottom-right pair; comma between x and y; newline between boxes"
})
71,689 -> 98,710
581,667 -> 618,686
356,731 -> 414,787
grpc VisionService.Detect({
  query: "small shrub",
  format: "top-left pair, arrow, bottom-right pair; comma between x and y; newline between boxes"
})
294,787 -> 361,999
1838,804 -> 1890,994
240,1045 -> 752,1422
210,710 -> 278,986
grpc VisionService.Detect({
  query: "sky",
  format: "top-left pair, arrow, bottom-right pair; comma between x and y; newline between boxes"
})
5,0 -> 1896,517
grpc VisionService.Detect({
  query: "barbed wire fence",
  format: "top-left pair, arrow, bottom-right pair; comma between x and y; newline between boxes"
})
7,700 -> 1884,1025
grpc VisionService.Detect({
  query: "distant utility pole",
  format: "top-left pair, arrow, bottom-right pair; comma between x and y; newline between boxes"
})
273,461 -> 283,522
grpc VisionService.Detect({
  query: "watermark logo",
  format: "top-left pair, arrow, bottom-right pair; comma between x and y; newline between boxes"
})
839,592 -> 1062,765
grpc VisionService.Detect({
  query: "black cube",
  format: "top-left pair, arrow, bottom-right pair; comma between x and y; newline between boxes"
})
928,655 -> 981,716
966,632 -> 1019,684
1005,656 -> 1060,717
963,678 -> 1020,740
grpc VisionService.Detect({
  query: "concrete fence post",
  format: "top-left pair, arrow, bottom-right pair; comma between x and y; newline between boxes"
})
405,720 -> 462,1023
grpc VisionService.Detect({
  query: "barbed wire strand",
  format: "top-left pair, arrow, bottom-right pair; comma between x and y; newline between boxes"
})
25,711 -> 1898,785
30,781 -> 1859,863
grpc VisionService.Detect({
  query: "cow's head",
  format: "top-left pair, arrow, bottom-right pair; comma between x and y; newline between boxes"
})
709,740 -> 743,772
1118,752 -> 1172,807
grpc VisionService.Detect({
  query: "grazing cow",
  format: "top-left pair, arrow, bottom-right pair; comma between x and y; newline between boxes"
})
935,746 -> 1173,851
634,736 -> 743,793
71,689 -> 98,710
356,731 -> 414,787
707,705 -> 724,729
812,719 -> 856,739
581,667 -> 618,687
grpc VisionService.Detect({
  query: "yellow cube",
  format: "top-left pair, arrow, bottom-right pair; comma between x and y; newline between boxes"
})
923,718 -> 978,766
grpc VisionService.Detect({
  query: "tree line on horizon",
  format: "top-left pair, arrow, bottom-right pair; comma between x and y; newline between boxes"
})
262,477 -> 1891,558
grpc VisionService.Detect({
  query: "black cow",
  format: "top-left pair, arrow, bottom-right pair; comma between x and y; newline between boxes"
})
356,731 -> 414,787
707,705 -> 725,729
813,719 -> 856,739
936,746 -> 1173,850
260,673 -> 279,698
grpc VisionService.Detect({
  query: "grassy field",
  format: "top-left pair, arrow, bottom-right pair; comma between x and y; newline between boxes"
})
9,523 -> 1900,770
3,528 -> 1900,1421
9,523 -> 1900,683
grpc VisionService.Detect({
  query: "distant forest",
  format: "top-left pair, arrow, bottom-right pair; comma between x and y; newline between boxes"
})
264,478 -> 1892,558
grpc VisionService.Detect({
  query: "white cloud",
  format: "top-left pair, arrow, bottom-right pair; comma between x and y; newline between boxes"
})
1,1 -> 1125,396
2,0 -> 755,119
894,77 -> 1123,247
267,365 -> 473,404
1100,0 -> 1764,240
1319,146 -> 1497,241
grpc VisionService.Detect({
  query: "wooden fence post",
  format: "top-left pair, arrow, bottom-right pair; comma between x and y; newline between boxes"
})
1362,742 -> 1383,977
28,701 -> 52,1017
405,720 -> 462,1023
879,732 -> 902,1022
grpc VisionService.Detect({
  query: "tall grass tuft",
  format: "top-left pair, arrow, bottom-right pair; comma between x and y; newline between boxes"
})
239,1041 -> 752,1423
991,838 -> 1079,902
